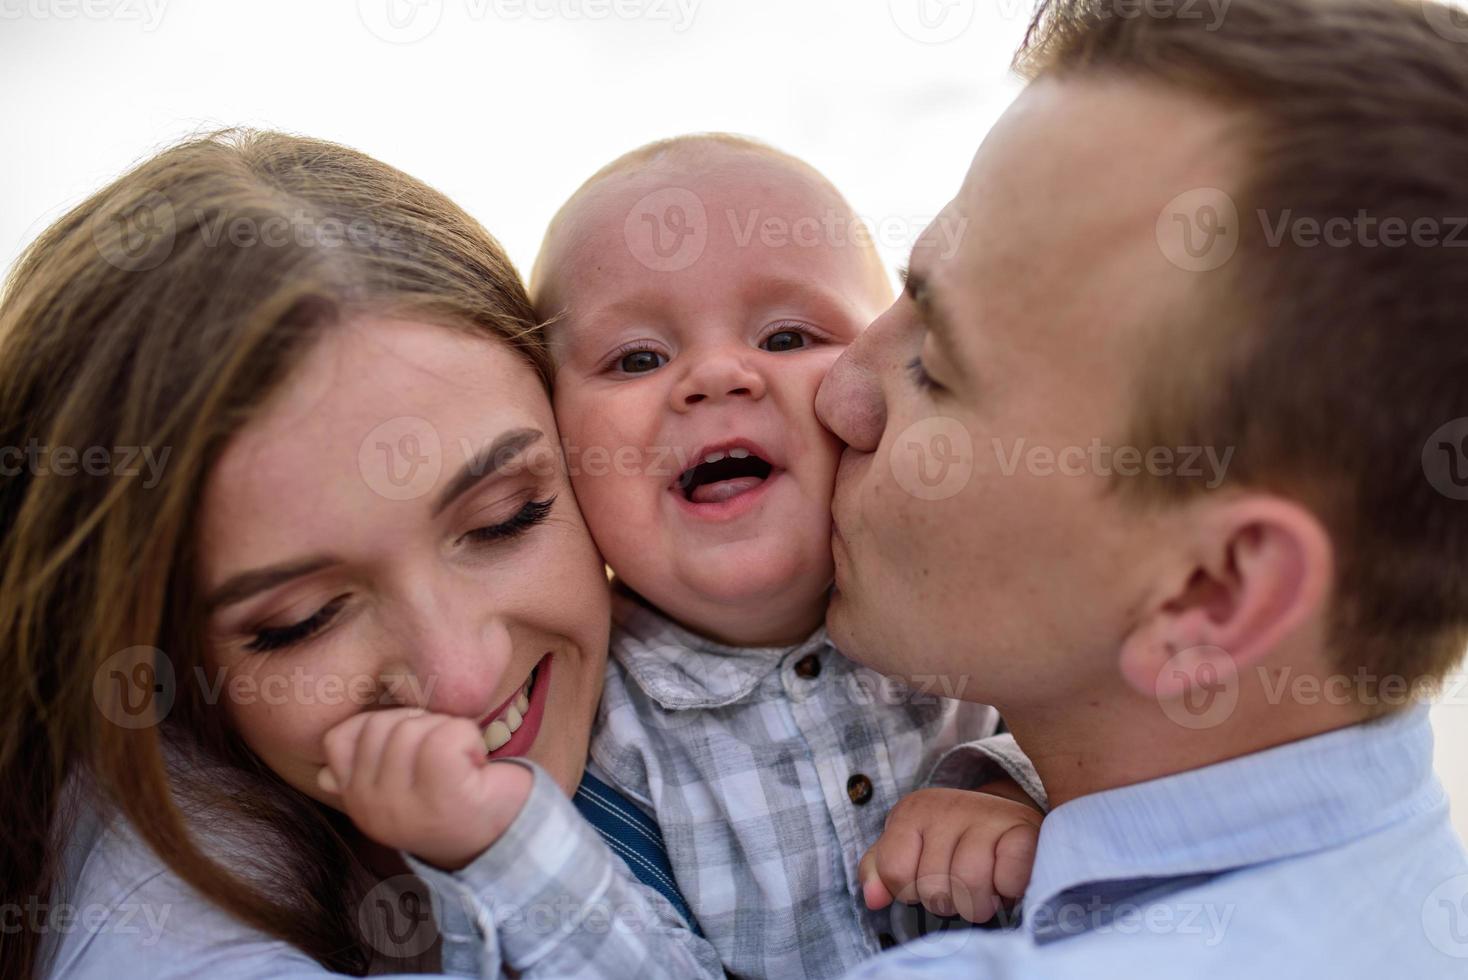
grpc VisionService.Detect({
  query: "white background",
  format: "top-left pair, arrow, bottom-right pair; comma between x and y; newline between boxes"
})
2,0 -> 1464,840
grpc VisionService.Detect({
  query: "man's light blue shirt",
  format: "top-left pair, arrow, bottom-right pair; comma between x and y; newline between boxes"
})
851,706 -> 1468,979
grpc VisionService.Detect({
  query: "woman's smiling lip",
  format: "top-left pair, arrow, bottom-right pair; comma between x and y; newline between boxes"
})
481,653 -> 551,758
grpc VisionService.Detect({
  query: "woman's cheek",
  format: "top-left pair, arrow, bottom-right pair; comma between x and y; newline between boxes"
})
222,651 -> 370,780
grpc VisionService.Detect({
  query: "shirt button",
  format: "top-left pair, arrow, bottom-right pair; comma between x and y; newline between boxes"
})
847,773 -> 874,805
878,932 -> 897,950
794,654 -> 822,679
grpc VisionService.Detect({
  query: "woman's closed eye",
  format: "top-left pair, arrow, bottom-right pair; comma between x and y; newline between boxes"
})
242,497 -> 557,654
460,495 -> 557,545
247,595 -> 348,653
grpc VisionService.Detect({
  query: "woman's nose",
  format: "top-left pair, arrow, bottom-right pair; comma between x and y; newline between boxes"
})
381,615 -> 514,720
671,348 -> 767,410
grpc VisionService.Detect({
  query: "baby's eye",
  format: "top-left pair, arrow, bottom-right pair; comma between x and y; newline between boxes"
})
619,349 -> 667,373
761,330 -> 806,353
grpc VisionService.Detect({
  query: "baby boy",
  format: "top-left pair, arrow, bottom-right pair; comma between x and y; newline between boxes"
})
531,134 -> 1041,979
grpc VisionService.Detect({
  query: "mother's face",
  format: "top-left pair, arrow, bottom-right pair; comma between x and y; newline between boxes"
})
197,316 -> 610,804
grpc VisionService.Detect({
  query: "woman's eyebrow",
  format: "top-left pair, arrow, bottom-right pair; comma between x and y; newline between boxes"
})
206,555 -> 339,612
431,427 -> 544,517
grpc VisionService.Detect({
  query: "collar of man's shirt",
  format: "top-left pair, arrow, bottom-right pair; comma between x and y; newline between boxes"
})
610,584 -> 832,709
1019,705 -> 1441,943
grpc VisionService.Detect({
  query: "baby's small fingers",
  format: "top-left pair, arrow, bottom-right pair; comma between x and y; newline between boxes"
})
349,707 -> 423,790
320,710 -> 377,791
321,707 -> 427,799
949,829 -> 1002,924
869,827 -> 924,907
416,716 -> 490,797
859,850 -> 895,910
316,766 -> 340,796
376,711 -> 450,792
914,829 -> 963,918
993,822 -> 1040,900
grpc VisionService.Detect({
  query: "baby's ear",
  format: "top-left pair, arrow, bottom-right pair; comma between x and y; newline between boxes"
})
1117,495 -> 1334,701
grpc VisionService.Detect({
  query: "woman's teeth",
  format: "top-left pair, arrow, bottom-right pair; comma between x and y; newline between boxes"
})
483,675 -> 534,752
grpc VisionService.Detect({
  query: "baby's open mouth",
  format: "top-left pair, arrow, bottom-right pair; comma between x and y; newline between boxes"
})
676,448 -> 774,504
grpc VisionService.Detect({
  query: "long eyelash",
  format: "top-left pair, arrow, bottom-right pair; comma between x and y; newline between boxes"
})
906,356 -> 940,391
464,495 -> 557,544
247,596 -> 347,654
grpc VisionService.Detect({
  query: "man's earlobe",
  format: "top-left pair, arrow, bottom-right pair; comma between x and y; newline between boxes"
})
1118,497 -> 1334,702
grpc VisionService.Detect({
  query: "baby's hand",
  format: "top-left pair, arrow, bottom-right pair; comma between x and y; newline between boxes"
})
859,787 -> 1042,923
317,707 -> 533,871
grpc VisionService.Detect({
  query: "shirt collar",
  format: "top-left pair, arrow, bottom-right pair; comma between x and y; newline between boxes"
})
610,586 -> 831,709
1022,705 -> 1442,940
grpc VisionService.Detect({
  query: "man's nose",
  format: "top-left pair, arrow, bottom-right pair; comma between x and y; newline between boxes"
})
671,348 -> 767,410
816,307 -> 892,453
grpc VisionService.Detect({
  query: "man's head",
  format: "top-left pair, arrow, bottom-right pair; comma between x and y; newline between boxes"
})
534,135 -> 892,645
817,0 -> 1468,747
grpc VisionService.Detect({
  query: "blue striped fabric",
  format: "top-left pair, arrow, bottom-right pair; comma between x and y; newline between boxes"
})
573,769 -> 702,934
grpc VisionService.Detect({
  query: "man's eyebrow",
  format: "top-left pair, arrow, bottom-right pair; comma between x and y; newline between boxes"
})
206,556 -> 340,612
432,427 -> 544,517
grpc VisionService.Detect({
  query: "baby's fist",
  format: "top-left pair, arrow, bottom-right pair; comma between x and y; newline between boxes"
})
318,707 -> 533,870
859,787 -> 1041,924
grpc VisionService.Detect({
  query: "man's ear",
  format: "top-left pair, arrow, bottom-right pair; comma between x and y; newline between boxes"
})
1118,496 -> 1335,700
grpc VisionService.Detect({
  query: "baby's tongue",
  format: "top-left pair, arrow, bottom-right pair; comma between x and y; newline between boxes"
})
689,476 -> 764,504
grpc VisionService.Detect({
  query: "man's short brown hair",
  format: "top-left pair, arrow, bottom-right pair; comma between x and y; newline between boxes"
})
1018,0 -> 1468,703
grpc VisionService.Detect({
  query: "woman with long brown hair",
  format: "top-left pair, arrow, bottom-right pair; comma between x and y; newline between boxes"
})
0,129 -> 715,977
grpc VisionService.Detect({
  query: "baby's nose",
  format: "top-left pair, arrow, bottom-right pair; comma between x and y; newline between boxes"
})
673,353 -> 766,409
